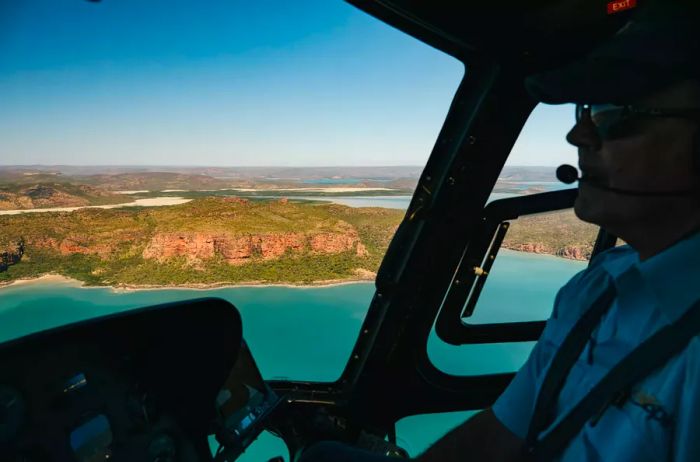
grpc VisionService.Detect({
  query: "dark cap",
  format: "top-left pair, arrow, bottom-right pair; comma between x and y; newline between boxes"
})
526,1 -> 700,104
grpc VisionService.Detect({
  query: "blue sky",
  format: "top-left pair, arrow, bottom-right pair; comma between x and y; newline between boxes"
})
0,0 -> 575,167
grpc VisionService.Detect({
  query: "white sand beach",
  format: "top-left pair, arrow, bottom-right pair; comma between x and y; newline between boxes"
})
0,197 -> 192,215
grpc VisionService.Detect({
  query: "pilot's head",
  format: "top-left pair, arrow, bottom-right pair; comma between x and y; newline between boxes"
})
526,2 -> 700,250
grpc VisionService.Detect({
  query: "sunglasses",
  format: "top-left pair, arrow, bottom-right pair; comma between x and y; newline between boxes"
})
575,104 -> 700,139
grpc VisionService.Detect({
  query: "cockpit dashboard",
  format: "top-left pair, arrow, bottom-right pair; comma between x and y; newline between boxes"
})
0,298 -> 279,462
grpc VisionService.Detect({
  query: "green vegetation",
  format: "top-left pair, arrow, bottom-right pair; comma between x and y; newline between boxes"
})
0,198 -> 403,287
0,194 -> 600,288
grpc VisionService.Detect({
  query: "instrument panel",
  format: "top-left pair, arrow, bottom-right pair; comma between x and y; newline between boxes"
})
0,341 -> 201,462
0,297 -> 275,462
213,341 -> 281,462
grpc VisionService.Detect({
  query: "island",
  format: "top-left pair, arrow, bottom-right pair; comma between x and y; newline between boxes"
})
0,197 -> 400,287
0,166 -> 599,288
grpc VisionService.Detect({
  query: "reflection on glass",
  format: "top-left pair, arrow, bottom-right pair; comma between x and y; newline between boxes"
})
70,414 -> 113,462
63,372 -> 88,393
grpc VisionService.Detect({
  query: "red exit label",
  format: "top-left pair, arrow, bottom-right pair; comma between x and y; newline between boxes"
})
607,0 -> 637,14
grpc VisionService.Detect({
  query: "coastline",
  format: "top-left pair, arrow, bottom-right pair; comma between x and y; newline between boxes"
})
0,249 -> 587,293
0,273 -> 376,292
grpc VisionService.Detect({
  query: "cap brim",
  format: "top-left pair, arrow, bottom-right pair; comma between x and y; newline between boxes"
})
525,59 -> 675,104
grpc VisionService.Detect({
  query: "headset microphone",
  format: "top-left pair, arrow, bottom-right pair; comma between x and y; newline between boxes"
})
555,164 -> 697,197
556,164 -> 579,184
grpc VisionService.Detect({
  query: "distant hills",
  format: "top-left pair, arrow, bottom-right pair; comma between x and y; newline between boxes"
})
0,165 -> 424,181
0,165 -> 426,203
0,165 -> 565,211
498,166 -> 560,182
0,164 -> 557,181
0,183 -> 125,211
0,165 -> 561,205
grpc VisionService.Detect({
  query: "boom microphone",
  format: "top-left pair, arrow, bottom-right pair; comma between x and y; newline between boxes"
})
555,164 -> 698,197
556,164 -> 579,184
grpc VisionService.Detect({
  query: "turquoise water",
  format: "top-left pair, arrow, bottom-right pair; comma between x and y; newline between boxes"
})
0,250 -> 586,459
301,178 -> 366,184
289,195 -> 413,209
286,192 -> 518,210
428,250 -> 584,376
0,282 -> 376,382
0,193 -> 586,459
301,178 -> 396,184
502,181 -> 570,192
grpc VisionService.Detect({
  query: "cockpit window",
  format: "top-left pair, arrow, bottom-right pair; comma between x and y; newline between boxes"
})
429,103 -> 601,376
0,1 -> 462,383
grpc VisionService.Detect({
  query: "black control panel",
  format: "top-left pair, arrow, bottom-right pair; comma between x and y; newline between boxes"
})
212,342 -> 281,462
0,341 -> 205,461
0,298 -> 249,462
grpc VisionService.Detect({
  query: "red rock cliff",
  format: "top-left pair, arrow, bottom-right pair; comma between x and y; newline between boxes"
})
141,230 -> 367,265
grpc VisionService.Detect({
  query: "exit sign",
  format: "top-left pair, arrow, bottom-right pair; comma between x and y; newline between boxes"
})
607,0 -> 637,14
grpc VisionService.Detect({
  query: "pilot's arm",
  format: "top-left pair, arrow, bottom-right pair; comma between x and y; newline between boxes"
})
299,409 -> 524,462
301,287 -> 566,462
300,334 -> 551,462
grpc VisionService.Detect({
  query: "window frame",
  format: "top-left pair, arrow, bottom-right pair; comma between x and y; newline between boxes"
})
434,188 -> 614,346
435,188 -> 578,345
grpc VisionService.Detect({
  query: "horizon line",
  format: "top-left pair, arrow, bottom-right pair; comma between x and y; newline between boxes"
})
0,164 -> 559,169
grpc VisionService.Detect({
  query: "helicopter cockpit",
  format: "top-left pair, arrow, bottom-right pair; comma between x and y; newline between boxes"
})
3,0 -> 691,461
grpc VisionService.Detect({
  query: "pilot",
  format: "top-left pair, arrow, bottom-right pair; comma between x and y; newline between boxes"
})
301,2 -> 700,461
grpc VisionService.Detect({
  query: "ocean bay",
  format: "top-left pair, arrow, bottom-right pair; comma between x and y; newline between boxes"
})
0,185 -> 585,459
0,250 -> 585,458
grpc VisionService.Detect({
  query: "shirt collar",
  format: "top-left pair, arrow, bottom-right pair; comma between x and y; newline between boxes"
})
599,244 -> 639,280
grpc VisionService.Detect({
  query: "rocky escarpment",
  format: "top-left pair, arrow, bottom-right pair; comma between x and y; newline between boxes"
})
27,230 -> 144,259
141,230 -> 367,265
501,242 -> 591,261
500,210 -> 598,261
556,245 -> 591,261
0,240 -> 24,272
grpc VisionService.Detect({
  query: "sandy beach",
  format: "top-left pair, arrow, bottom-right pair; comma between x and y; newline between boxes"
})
0,273 -> 376,292
0,197 -> 192,215
0,274 -> 85,289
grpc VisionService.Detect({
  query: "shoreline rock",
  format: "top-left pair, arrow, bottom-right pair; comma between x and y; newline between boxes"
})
501,242 -> 590,261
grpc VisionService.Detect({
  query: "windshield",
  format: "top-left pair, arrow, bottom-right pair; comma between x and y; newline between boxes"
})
0,0 -> 462,384
0,2 -> 619,461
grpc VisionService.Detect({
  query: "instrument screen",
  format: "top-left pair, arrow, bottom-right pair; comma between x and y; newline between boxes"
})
214,341 -> 279,455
